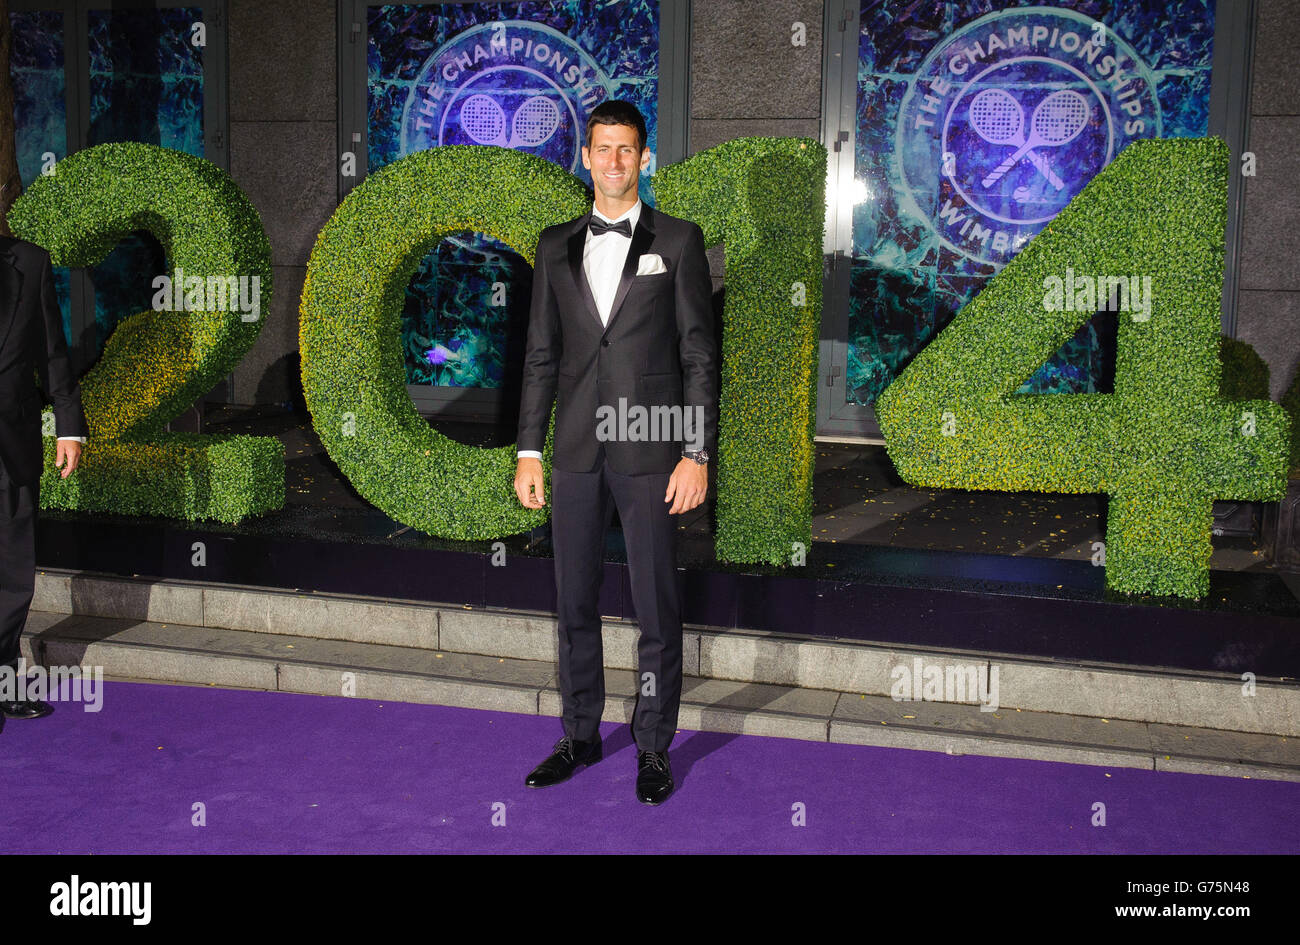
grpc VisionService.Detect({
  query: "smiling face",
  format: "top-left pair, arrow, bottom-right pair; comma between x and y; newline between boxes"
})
582,122 -> 649,211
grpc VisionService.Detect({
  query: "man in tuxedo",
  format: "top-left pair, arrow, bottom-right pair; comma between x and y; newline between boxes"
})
0,235 -> 87,732
513,100 -> 717,805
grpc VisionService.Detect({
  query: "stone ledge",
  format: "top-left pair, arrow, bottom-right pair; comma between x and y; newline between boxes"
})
16,610 -> 1300,783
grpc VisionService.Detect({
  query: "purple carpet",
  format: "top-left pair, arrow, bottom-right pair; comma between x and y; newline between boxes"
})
0,680 -> 1296,853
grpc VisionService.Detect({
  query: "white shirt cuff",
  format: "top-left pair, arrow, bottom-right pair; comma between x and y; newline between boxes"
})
516,450 -> 543,459
57,436 -> 87,443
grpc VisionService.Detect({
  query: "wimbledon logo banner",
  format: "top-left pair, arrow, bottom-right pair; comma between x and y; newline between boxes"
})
400,19 -> 613,177
897,6 -> 1160,267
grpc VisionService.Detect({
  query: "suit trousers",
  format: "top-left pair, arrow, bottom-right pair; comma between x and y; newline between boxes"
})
551,447 -> 683,752
0,456 -> 37,674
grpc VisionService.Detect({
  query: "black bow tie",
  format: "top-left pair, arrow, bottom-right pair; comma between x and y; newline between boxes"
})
589,216 -> 632,238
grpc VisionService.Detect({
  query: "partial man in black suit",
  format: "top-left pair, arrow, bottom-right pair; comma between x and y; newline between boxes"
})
514,100 -> 717,805
0,235 -> 87,732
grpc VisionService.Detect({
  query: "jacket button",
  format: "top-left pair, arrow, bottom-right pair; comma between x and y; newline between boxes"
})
601,339 -> 610,347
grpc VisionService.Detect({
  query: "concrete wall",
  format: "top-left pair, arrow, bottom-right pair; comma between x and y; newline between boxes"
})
1239,0 -> 1300,399
221,0 -> 1298,405
689,1 -> 823,284
227,0 -> 337,405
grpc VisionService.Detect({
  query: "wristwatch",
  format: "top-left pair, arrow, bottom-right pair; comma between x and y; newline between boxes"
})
682,448 -> 709,465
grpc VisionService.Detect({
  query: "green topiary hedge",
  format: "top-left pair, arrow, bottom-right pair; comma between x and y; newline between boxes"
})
877,137 -> 1290,599
299,140 -> 826,549
654,138 -> 826,565
1282,367 -> 1300,474
10,141 -> 283,522
299,145 -> 581,539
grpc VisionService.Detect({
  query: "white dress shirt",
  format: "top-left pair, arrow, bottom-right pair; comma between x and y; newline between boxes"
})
518,201 -> 640,461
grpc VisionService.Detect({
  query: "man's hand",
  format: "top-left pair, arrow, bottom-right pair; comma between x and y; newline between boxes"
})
54,440 -> 82,479
665,458 -> 707,514
514,456 -> 546,508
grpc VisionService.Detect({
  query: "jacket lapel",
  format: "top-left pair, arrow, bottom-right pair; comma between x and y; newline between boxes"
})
566,210 -> 603,331
601,204 -> 655,338
565,202 -> 658,335
0,242 -> 22,359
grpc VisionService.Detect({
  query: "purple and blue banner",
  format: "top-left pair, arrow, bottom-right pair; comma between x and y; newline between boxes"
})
849,0 -> 1216,403
367,1 -> 661,390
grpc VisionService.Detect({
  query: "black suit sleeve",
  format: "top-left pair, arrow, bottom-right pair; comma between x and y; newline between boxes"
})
674,223 -> 716,456
516,234 -> 562,455
35,248 -> 88,439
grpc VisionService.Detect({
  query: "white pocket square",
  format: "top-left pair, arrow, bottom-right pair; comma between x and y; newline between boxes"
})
636,253 -> 668,275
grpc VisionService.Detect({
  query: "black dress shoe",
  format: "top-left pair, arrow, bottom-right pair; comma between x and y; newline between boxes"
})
524,735 -> 602,788
636,750 -> 674,805
0,700 -> 54,719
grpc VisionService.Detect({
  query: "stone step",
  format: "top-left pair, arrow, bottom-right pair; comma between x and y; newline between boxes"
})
31,568 -> 1300,736
16,610 -> 1300,783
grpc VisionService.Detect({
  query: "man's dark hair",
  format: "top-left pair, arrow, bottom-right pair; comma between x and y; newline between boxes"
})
585,100 -> 647,153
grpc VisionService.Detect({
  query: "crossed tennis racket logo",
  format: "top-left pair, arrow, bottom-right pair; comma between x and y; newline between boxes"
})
460,93 -> 562,148
968,88 -> 1090,192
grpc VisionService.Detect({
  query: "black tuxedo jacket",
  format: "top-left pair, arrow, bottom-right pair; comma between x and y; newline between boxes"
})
517,202 -> 717,475
0,236 -> 88,486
